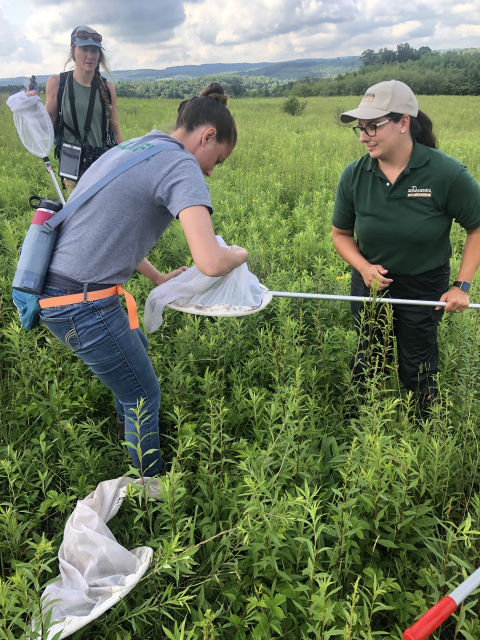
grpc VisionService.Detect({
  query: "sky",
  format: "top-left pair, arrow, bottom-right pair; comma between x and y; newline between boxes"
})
0,0 -> 479,79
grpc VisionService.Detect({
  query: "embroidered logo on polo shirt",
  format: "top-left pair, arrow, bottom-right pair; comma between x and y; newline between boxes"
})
408,186 -> 432,197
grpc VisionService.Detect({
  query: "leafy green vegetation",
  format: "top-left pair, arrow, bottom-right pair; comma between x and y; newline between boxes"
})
0,84 -> 24,94
5,48 -> 480,102
289,50 -> 480,98
360,43 -> 432,67
0,56 -> 361,88
281,96 -> 307,116
114,74 -> 292,100
114,49 -> 480,100
1,94 -> 480,639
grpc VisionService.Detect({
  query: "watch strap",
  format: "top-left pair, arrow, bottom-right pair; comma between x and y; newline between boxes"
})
452,280 -> 471,292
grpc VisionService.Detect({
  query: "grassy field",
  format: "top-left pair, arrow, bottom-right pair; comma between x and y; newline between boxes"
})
1,94 -> 480,639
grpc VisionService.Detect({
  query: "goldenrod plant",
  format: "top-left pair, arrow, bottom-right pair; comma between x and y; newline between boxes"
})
1,93 -> 480,639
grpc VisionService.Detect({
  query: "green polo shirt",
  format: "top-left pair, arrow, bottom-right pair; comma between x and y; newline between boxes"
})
332,142 -> 480,275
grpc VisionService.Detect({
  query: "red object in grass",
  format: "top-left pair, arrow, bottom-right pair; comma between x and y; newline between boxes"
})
403,596 -> 458,640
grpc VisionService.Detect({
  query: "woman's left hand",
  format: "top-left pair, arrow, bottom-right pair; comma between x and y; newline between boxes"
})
154,266 -> 188,286
436,287 -> 470,312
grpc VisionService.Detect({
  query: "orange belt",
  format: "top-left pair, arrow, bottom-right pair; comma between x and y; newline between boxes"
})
39,285 -> 139,330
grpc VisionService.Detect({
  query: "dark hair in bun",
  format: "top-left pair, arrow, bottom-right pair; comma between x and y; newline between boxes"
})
176,82 -> 237,147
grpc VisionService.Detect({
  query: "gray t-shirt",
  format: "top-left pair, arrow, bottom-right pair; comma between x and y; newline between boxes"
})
49,130 -> 213,284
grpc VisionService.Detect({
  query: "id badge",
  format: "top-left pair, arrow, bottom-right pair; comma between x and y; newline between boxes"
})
59,142 -> 82,180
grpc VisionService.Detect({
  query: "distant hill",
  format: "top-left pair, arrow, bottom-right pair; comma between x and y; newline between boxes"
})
247,57 -> 359,79
112,62 -> 275,81
0,56 -> 361,87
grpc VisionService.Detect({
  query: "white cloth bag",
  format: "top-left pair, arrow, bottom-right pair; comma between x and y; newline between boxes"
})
144,236 -> 270,333
6,91 -> 54,157
38,476 -> 161,639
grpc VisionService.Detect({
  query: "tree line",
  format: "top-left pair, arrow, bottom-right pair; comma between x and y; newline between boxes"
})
3,47 -> 479,100
288,49 -> 480,98
360,43 -> 432,66
114,74 -> 293,99
113,49 -> 480,100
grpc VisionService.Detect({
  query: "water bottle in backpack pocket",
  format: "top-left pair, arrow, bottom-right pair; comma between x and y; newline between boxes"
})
12,195 -> 63,295
12,195 -> 63,330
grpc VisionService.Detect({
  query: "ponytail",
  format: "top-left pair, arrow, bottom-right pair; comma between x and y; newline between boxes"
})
388,110 -> 437,149
409,110 -> 437,149
94,66 -> 112,120
176,82 -> 237,147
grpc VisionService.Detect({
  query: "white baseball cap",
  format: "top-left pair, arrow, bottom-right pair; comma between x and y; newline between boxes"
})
340,80 -> 418,123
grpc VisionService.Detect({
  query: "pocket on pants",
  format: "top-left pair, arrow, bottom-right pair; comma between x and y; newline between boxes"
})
40,315 -> 82,352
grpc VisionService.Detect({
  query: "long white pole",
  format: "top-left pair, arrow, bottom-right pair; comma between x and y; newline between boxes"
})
43,157 -> 66,205
270,291 -> 480,310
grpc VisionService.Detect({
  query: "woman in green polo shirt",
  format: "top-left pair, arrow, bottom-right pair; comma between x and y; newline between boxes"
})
332,80 -> 480,412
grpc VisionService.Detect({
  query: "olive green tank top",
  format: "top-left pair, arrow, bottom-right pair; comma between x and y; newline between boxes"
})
62,76 -> 105,147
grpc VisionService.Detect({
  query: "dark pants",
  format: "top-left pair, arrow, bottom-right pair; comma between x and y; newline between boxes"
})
350,263 -> 450,401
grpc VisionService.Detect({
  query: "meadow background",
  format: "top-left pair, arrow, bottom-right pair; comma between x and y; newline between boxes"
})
1,94 -> 480,639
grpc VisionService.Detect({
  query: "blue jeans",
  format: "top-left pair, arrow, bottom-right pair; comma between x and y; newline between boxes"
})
39,286 -> 163,476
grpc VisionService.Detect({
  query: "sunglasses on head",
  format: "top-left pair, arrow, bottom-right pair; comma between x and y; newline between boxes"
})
74,30 -> 102,43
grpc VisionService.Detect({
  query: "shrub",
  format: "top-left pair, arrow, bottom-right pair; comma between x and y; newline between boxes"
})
281,96 -> 307,116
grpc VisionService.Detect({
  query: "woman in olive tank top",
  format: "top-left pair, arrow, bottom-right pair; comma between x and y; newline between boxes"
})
45,25 -> 123,194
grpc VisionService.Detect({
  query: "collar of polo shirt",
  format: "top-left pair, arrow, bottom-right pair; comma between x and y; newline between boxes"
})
363,140 -> 430,175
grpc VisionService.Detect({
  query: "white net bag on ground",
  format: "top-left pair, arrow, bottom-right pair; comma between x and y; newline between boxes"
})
144,236 -> 272,333
36,476 -> 161,640
6,91 -> 54,157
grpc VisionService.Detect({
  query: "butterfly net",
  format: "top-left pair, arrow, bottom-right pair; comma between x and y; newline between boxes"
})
6,91 -> 54,158
144,236 -> 272,333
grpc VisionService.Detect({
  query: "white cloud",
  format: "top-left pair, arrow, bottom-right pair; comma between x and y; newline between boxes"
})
187,0 -> 357,46
391,20 -> 422,40
0,7 -> 39,64
1,0 -> 480,79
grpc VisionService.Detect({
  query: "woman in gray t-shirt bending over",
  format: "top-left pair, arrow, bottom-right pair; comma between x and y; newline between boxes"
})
39,82 -> 248,476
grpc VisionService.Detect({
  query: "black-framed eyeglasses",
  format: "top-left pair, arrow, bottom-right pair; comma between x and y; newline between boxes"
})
352,119 -> 393,138
74,30 -> 102,43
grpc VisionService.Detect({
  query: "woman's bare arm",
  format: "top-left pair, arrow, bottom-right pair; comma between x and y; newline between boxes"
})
45,75 -> 60,127
179,206 -> 248,276
136,258 -> 187,286
332,226 -> 392,289
438,227 -> 480,312
107,82 -> 123,144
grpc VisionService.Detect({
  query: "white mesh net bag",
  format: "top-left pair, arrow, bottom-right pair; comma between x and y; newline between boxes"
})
6,91 -> 54,157
35,476 -> 162,639
144,236 -> 272,333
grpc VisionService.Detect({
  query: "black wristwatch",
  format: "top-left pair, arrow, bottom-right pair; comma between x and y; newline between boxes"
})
452,280 -> 471,292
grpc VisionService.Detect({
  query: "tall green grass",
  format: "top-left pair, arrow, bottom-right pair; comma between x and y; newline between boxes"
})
1,94 -> 480,639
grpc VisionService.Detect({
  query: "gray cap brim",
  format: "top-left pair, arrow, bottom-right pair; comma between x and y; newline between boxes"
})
75,39 -> 104,50
340,107 -> 391,123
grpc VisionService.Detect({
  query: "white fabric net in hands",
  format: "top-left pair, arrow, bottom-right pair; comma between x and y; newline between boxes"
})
6,91 -> 54,158
144,236 -> 272,333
